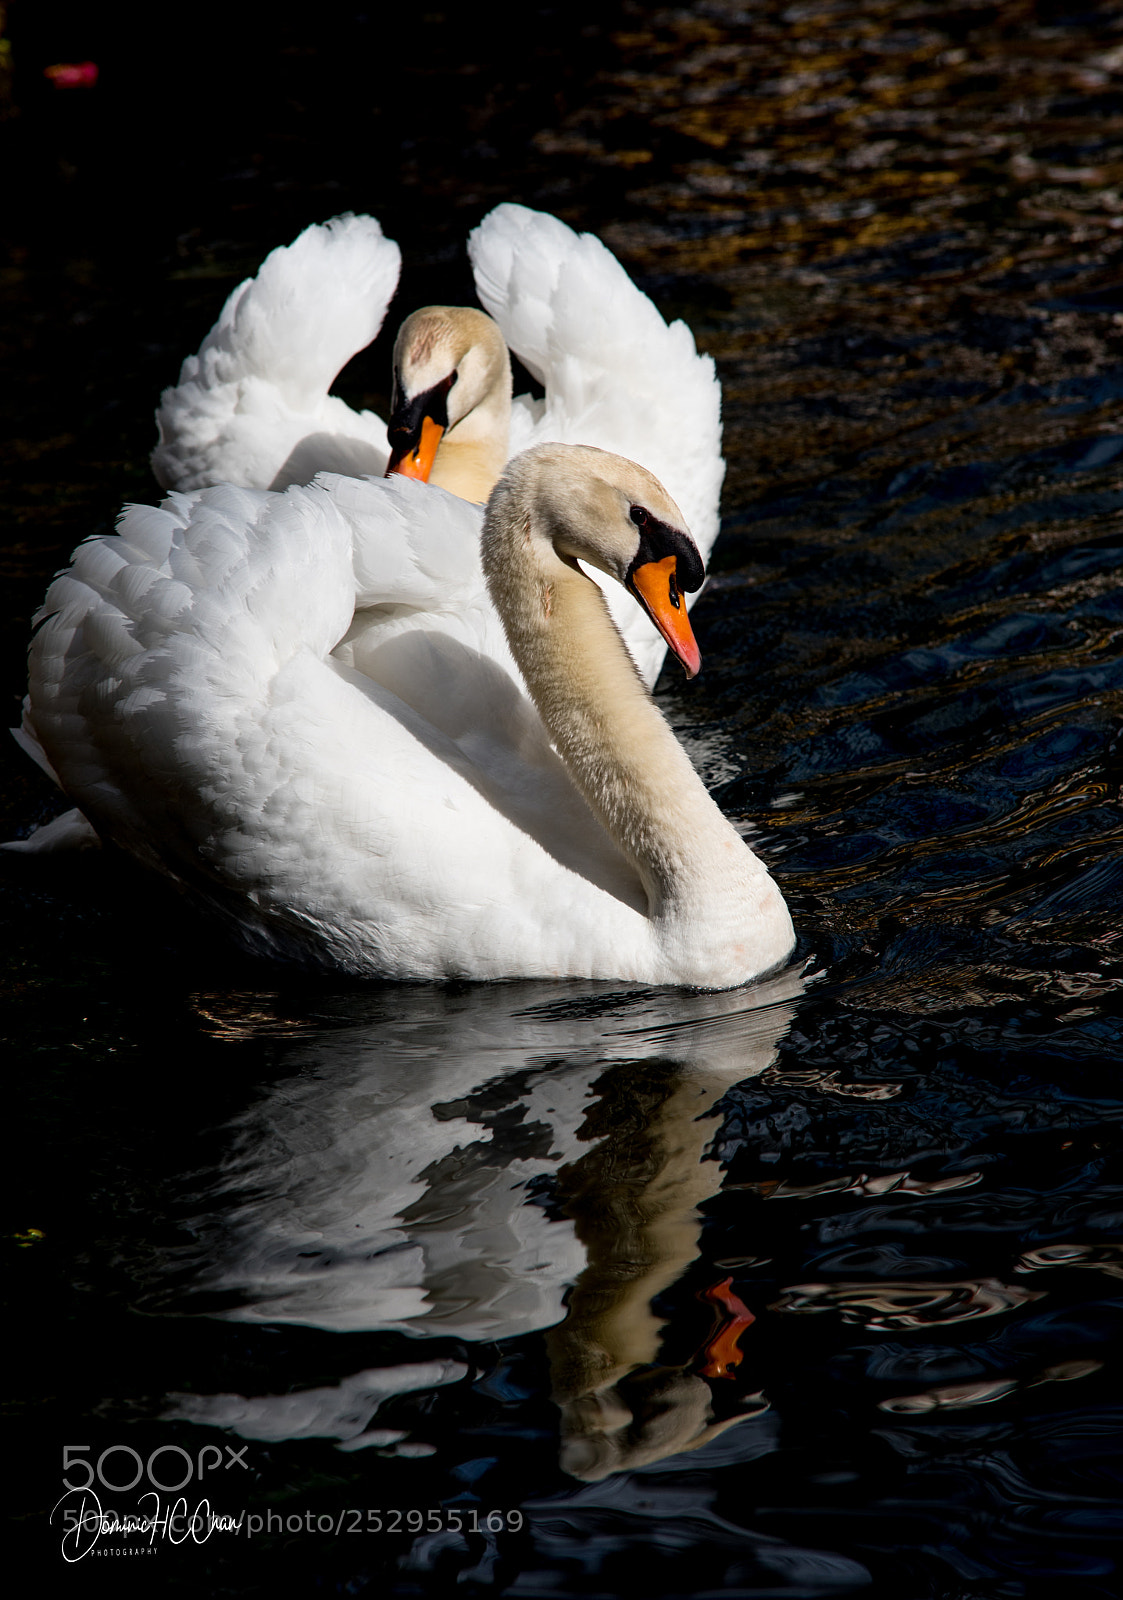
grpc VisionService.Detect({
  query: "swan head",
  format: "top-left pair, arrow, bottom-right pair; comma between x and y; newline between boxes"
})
485,443 -> 707,677
385,307 -> 511,482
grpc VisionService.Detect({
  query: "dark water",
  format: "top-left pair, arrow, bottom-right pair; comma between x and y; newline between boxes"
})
3,2 -> 1122,1595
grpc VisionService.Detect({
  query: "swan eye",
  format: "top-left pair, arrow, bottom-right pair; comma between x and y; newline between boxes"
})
630,505 -> 649,528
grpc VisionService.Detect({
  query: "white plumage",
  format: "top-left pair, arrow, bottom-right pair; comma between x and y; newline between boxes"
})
150,204 -> 725,687
468,205 -> 724,554
16,448 -> 792,986
24,477 -> 544,977
151,213 -> 402,493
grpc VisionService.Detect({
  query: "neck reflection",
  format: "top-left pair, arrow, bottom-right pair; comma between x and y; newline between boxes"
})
157,972 -> 802,1476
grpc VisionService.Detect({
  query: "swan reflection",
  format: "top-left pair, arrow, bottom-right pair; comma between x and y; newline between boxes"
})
156,969 -> 804,1476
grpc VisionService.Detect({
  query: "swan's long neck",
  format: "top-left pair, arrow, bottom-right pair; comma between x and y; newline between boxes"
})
483,483 -> 790,982
429,384 -> 510,505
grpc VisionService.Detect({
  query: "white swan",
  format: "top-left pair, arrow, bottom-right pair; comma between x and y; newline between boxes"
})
151,204 -> 726,686
18,445 -> 792,986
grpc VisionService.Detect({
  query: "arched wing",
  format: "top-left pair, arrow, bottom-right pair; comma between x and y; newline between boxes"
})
152,215 -> 401,493
468,204 -> 724,562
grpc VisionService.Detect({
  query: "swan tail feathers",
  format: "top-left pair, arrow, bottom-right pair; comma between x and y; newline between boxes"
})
152,215 -> 401,493
1,806 -> 101,854
24,484 -> 357,827
11,711 -> 62,785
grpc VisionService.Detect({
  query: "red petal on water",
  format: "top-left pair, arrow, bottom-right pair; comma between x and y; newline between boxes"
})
44,62 -> 100,89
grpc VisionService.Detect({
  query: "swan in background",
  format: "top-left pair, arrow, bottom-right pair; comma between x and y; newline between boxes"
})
18,445 -> 792,985
383,305 -> 512,504
151,204 -> 726,685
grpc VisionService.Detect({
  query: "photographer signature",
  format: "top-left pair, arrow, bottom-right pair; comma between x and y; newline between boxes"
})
51,1487 -> 244,1562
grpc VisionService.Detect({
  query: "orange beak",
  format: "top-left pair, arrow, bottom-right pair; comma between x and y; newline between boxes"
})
628,555 -> 701,678
385,415 -> 445,482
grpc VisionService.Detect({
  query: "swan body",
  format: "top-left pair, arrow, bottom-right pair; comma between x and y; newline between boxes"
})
18,446 -> 792,986
151,205 -> 726,685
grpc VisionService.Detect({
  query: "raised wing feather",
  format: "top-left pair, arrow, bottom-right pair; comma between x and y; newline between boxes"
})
468,204 -> 724,558
469,204 -> 724,683
152,215 -> 401,494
